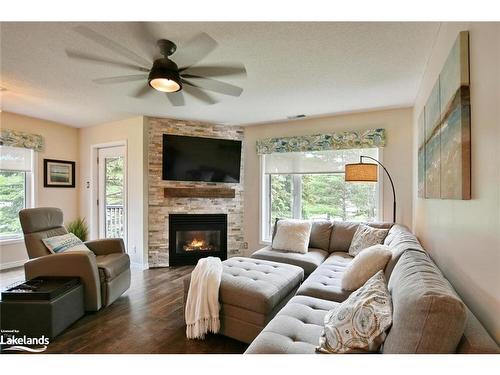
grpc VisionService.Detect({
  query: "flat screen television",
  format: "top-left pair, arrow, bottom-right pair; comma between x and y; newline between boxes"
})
162,134 -> 242,183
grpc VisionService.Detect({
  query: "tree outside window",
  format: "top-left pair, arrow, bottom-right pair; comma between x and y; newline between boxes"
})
0,171 -> 26,237
264,148 -> 379,241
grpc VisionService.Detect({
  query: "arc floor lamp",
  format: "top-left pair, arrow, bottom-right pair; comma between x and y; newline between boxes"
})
344,156 -> 396,223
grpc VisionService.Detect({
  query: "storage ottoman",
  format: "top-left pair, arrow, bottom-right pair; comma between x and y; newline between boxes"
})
0,277 -> 85,339
184,257 -> 304,344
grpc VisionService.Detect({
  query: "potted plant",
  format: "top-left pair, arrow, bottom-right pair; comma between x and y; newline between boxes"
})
67,217 -> 89,242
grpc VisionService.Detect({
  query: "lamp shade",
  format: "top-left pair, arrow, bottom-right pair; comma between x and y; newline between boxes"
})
345,163 -> 378,182
148,58 -> 182,93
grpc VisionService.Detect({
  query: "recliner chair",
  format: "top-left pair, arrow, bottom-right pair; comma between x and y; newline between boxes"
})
19,207 -> 131,311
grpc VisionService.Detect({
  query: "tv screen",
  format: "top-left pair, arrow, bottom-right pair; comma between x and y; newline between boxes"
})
162,134 -> 242,183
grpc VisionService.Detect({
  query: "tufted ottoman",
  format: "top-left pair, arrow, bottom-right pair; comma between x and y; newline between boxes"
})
184,257 -> 304,344
245,295 -> 339,354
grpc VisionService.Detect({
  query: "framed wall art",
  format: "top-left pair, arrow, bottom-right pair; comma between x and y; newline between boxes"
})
44,159 -> 76,188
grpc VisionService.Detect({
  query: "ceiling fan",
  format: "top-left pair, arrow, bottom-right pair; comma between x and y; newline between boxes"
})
65,25 -> 246,106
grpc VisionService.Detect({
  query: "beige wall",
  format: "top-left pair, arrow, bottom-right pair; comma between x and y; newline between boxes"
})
78,116 -> 148,268
413,22 -> 500,343
243,107 -> 414,254
0,111 -> 79,268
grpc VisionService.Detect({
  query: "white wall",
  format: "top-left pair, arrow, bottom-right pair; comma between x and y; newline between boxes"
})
79,116 -> 148,269
413,22 -> 500,343
243,108 -> 414,254
0,112 -> 80,269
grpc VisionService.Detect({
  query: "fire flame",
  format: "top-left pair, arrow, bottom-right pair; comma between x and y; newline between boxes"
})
188,238 -> 206,248
183,237 -> 214,252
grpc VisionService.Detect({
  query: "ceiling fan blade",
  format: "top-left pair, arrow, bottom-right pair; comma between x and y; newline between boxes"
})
172,32 -> 218,69
180,64 -> 247,77
182,76 -> 243,97
92,74 -> 148,84
131,83 -> 153,98
73,25 -> 152,68
133,22 -> 159,61
65,50 -> 149,72
166,91 -> 185,106
183,84 -> 217,105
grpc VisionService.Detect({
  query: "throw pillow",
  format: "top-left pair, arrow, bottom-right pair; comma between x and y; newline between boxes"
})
348,224 -> 389,257
272,219 -> 312,254
317,271 -> 393,354
42,233 -> 91,254
341,245 -> 392,291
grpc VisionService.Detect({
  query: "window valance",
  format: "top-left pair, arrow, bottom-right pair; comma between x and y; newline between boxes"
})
0,129 -> 44,151
256,128 -> 385,155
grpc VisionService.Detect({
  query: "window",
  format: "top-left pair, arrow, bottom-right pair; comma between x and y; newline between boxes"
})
0,145 -> 34,241
261,148 -> 380,242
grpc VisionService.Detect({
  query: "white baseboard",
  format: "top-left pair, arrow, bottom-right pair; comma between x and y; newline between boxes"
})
0,259 -> 26,271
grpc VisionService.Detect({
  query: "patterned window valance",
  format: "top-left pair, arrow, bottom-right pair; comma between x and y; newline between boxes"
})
256,128 -> 386,154
0,129 -> 44,151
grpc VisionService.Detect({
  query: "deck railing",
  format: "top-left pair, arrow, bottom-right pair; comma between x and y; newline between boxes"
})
106,205 -> 124,239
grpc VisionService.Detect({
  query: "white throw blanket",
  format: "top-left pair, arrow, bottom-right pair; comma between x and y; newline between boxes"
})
185,256 -> 223,339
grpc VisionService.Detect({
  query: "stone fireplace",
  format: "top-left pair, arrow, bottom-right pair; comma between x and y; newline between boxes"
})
147,117 -> 244,267
168,214 -> 227,266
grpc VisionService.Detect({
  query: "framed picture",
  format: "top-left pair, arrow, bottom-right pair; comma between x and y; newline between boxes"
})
44,159 -> 76,188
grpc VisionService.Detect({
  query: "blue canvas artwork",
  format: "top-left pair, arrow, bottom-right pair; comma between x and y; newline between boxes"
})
419,31 -> 471,200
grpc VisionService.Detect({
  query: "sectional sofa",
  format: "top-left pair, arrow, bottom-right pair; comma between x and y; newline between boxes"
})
245,220 -> 499,353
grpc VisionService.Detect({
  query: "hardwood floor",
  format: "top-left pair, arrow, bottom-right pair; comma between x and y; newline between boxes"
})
0,266 -> 25,289
0,266 -> 248,354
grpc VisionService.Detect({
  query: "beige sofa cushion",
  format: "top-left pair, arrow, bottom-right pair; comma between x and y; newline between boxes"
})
251,246 -> 328,276
329,221 -> 393,253
245,295 -> 339,354
341,244 -> 392,291
308,220 -> 333,251
296,252 -> 353,302
382,250 -> 467,353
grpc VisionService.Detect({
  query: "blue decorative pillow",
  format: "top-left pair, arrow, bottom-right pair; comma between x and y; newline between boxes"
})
42,233 -> 91,254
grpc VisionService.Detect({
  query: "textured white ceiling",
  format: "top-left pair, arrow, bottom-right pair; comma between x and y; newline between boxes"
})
0,22 -> 440,127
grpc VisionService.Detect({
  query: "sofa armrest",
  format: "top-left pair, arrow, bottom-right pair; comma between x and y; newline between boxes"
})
85,238 -> 126,256
24,251 -> 102,311
457,308 -> 500,353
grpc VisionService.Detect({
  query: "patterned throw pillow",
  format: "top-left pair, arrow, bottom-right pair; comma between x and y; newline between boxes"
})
348,224 -> 389,257
42,233 -> 91,254
317,271 -> 393,354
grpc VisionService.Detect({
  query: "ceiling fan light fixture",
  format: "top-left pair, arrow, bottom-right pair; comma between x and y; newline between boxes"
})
148,58 -> 182,93
149,78 -> 181,93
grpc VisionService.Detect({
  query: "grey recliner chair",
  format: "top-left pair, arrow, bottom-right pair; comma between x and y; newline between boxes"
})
19,207 -> 131,312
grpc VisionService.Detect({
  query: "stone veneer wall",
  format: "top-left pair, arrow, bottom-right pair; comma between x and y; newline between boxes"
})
147,116 -> 244,267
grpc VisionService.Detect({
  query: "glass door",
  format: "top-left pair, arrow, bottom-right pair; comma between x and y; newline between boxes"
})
98,146 -> 126,243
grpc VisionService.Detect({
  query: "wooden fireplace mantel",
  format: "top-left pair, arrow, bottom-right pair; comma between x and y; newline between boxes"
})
164,187 -> 236,199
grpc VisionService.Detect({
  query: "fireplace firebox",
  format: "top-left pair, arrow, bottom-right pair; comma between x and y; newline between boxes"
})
168,214 -> 227,266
